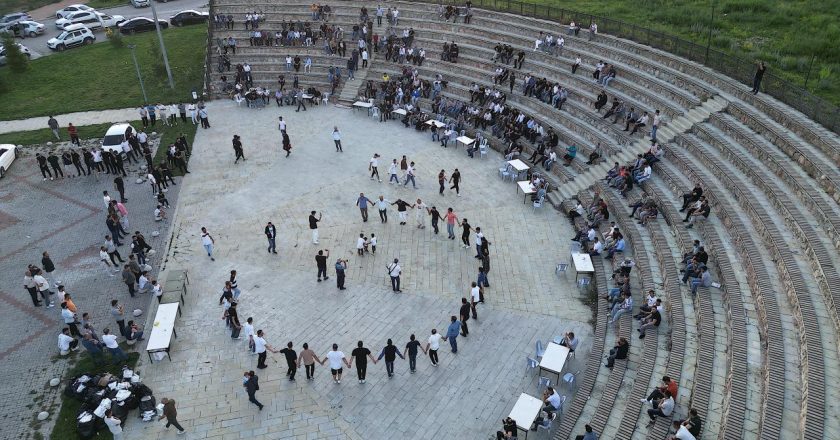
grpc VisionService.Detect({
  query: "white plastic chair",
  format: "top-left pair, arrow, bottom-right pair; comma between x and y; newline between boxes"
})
526,356 -> 538,371
553,335 -> 564,345
536,414 -> 555,433
563,370 -> 580,390
538,376 -> 551,390
533,197 -> 544,212
535,340 -> 545,358
370,107 -> 380,119
570,241 -> 582,254
577,278 -> 591,288
555,263 -> 569,275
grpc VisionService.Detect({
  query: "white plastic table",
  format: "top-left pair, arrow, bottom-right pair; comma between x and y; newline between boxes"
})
425,119 -> 446,128
539,342 -> 570,382
508,159 -> 530,180
508,393 -> 544,439
392,108 -> 407,116
571,252 -> 595,282
456,135 -> 475,148
145,302 -> 180,363
517,180 -> 536,204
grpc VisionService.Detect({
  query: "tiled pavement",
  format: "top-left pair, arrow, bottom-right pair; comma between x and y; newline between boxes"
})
0,135 -> 180,439
121,100 -> 592,439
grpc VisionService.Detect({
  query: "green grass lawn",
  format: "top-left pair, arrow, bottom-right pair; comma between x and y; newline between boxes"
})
85,0 -> 131,9
0,25 -> 207,120
151,120 -> 197,176
0,121 -> 117,145
50,350 -> 141,440
474,0 -> 840,105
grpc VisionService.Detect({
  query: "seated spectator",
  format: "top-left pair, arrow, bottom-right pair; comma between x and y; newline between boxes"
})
635,290 -> 659,318
559,331 -> 579,352
638,205 -> 658,225
589,237 -> 603,256
602,65 -> 617,87
125,320 -> 145,341
604,337 -> 629,368
643,377 -> 678,405
586,143 -> 602,165
638,306 -> 661,338
155,205 -> 167,221
634,162 -> 652,183
681,256 -> 706,284
58,327 -> 79,354
644,141 -> 664,165
690,266 -> 712,295
672,408 -> 703,440
613,257 -> 634,277
530,410 -> 555,431
575,424 -> 599,440
496,417 -> 518,440
682,197 -> 705,222
594,90 -> 608,112
542,149 -> 557,170
609,291 -> 633,323
604,237 -> 625,259
629,193 -> 653,217
628,111 -> 649,135
137,271 -> 150,294
686,200 -> 710,229
669,421 -> 697,440
541,386 -> 563,414
80,333 -> 104,365
680,184 -> 703,211
645,390 -> 675,426
562,144 -> 577,166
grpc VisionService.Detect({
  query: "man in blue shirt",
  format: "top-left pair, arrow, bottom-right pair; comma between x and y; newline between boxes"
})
605,237 -> 625,260
444,315 -> 461,353
356,193 -> 374,222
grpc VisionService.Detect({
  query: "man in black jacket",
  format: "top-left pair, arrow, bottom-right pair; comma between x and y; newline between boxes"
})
244,371 -> 263,410
265,222 -> 277,254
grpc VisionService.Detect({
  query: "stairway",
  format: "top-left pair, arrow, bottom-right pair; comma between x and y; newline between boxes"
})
555,95 -> 729,200
335,52 -> 375,105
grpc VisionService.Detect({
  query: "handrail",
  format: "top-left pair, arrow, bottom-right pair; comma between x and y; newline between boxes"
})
203,0 -> 215,100
410,0 -> 838,135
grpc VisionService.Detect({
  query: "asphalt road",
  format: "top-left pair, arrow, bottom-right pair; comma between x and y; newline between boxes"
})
12,0 -> 208,60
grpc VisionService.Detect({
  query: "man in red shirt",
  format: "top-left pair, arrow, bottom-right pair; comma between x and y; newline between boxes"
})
68,123 -> 80,146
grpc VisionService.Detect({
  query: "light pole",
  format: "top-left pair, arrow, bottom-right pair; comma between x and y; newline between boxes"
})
127,44 -> 148,104
704,0 -> 715,64
148,0 -> 175,89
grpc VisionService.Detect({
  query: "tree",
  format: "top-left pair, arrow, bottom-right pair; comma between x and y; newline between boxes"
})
1,34 -> 28,73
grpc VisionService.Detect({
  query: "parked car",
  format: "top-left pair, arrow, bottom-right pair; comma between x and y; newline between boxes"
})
130,0 -> 150,7
56,4 -> 94,19
0,43 -> 31,65
0,144 -> 16,178
169,10 -> 208,26
0,12 -> 32,27
47,24 -> 95,51
5,20 -> 46,37
101,123 -> 137,155
55,11 -> 124,30
118,17 -> 167,34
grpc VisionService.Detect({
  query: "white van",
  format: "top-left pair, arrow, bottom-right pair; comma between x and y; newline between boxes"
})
101,123 -> 137,155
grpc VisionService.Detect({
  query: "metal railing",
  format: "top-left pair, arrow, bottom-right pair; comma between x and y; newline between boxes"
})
203,0 -> 215,100
417,0 -> 839,134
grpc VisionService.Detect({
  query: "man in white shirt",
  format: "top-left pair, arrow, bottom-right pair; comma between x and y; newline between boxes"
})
646,390 -> 675,426
58,328 -> 79,353
101,328 -> 128,362
33,273 -> 54,307
137,272 -> 150,294
425,329 -> 441,366
104,410 -> 123,440
388,259 -> 402,292
376,195 -> 391,223
324,343 -> 349,383
589,237 -> 604,256
542,387 -> 562,414
414,199 -> 427,229
474,227 -> 484,259
332,126 -> 342,152
61,303 -> 80,336
388,159 -> 399,184
369,153 -> 381,182
254,329 -> 272,369
243,317 -> 255,354
470,282 -> 481,318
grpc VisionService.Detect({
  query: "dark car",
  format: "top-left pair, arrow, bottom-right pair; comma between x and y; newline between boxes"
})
169,10 -> 208,26
118,17 -> 168,34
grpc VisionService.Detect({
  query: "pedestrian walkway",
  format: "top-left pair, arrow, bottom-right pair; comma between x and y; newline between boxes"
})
0,108 -> 138,135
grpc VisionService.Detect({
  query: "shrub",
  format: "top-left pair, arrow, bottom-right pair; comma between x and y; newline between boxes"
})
106,27 -> 124,48
2,34 -> 29,73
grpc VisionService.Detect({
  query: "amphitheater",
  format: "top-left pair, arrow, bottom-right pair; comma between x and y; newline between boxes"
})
199,1 -> 840,439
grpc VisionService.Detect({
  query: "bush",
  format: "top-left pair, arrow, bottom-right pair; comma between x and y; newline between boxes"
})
2,34 -> 29,73
106,27 -> 124,49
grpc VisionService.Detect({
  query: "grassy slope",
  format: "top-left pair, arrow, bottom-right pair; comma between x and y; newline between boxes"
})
503,0 -> 840,103
0,25 -> 206,120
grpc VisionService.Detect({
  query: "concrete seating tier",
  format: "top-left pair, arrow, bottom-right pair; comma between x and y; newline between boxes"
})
666,139 -> 810,439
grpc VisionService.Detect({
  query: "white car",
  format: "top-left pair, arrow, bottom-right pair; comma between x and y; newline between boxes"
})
0,43 -> 31,65
101,123 -> 137,155
55,11 -> 124,30
0,144 -> 16,178
56,4 -> 94,19
6,20 -> 46,37
47,24 -> 95,51
130,0 -> 150,7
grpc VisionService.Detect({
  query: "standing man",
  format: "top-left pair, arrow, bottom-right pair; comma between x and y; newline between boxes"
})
444,315 -> 460,353
376,195 -> 390,223
437,170 -> 448,195
316,249 -> 330,282
752,61 -> 766,95
41,251 -> 60,288
474,227 -> 484,259
308,211 -> 321,244
264,222 -> 277,254
48,116 -> 60,140
403,161 -> 417,188
335,257 -> 348,290
199,106 -> 210,128
322,343 -> 350,384
387,258 -> 401,293
356,193 -> 374,222
349,341 -> 376,383
121,265 -> 136,297
459,298 -> 471,337
332,127 -> 343,152
279,342 -> 298,381
377,339 -> 404,378
114,176 -> 127,203
254,329 -> 273,369
201,227 -> 216,261
159,398 -> 187,434
101,328 -> 128,362
244,371 -> 264,410
470,282 -> 481,318
298,343 -> 321,380
388,158 -> 399,184
61,303 -> 81,337
104,410 -> 123,440
232,135 -> 246,163
391,198 -> 413,225
23,270 -> 40,307
111,299 -> 126,337
369,153 -> 381,182
405,334 -> 422,373
445,208 -> 459,240
425,329 -> 441,366
414,198 -> 427,229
